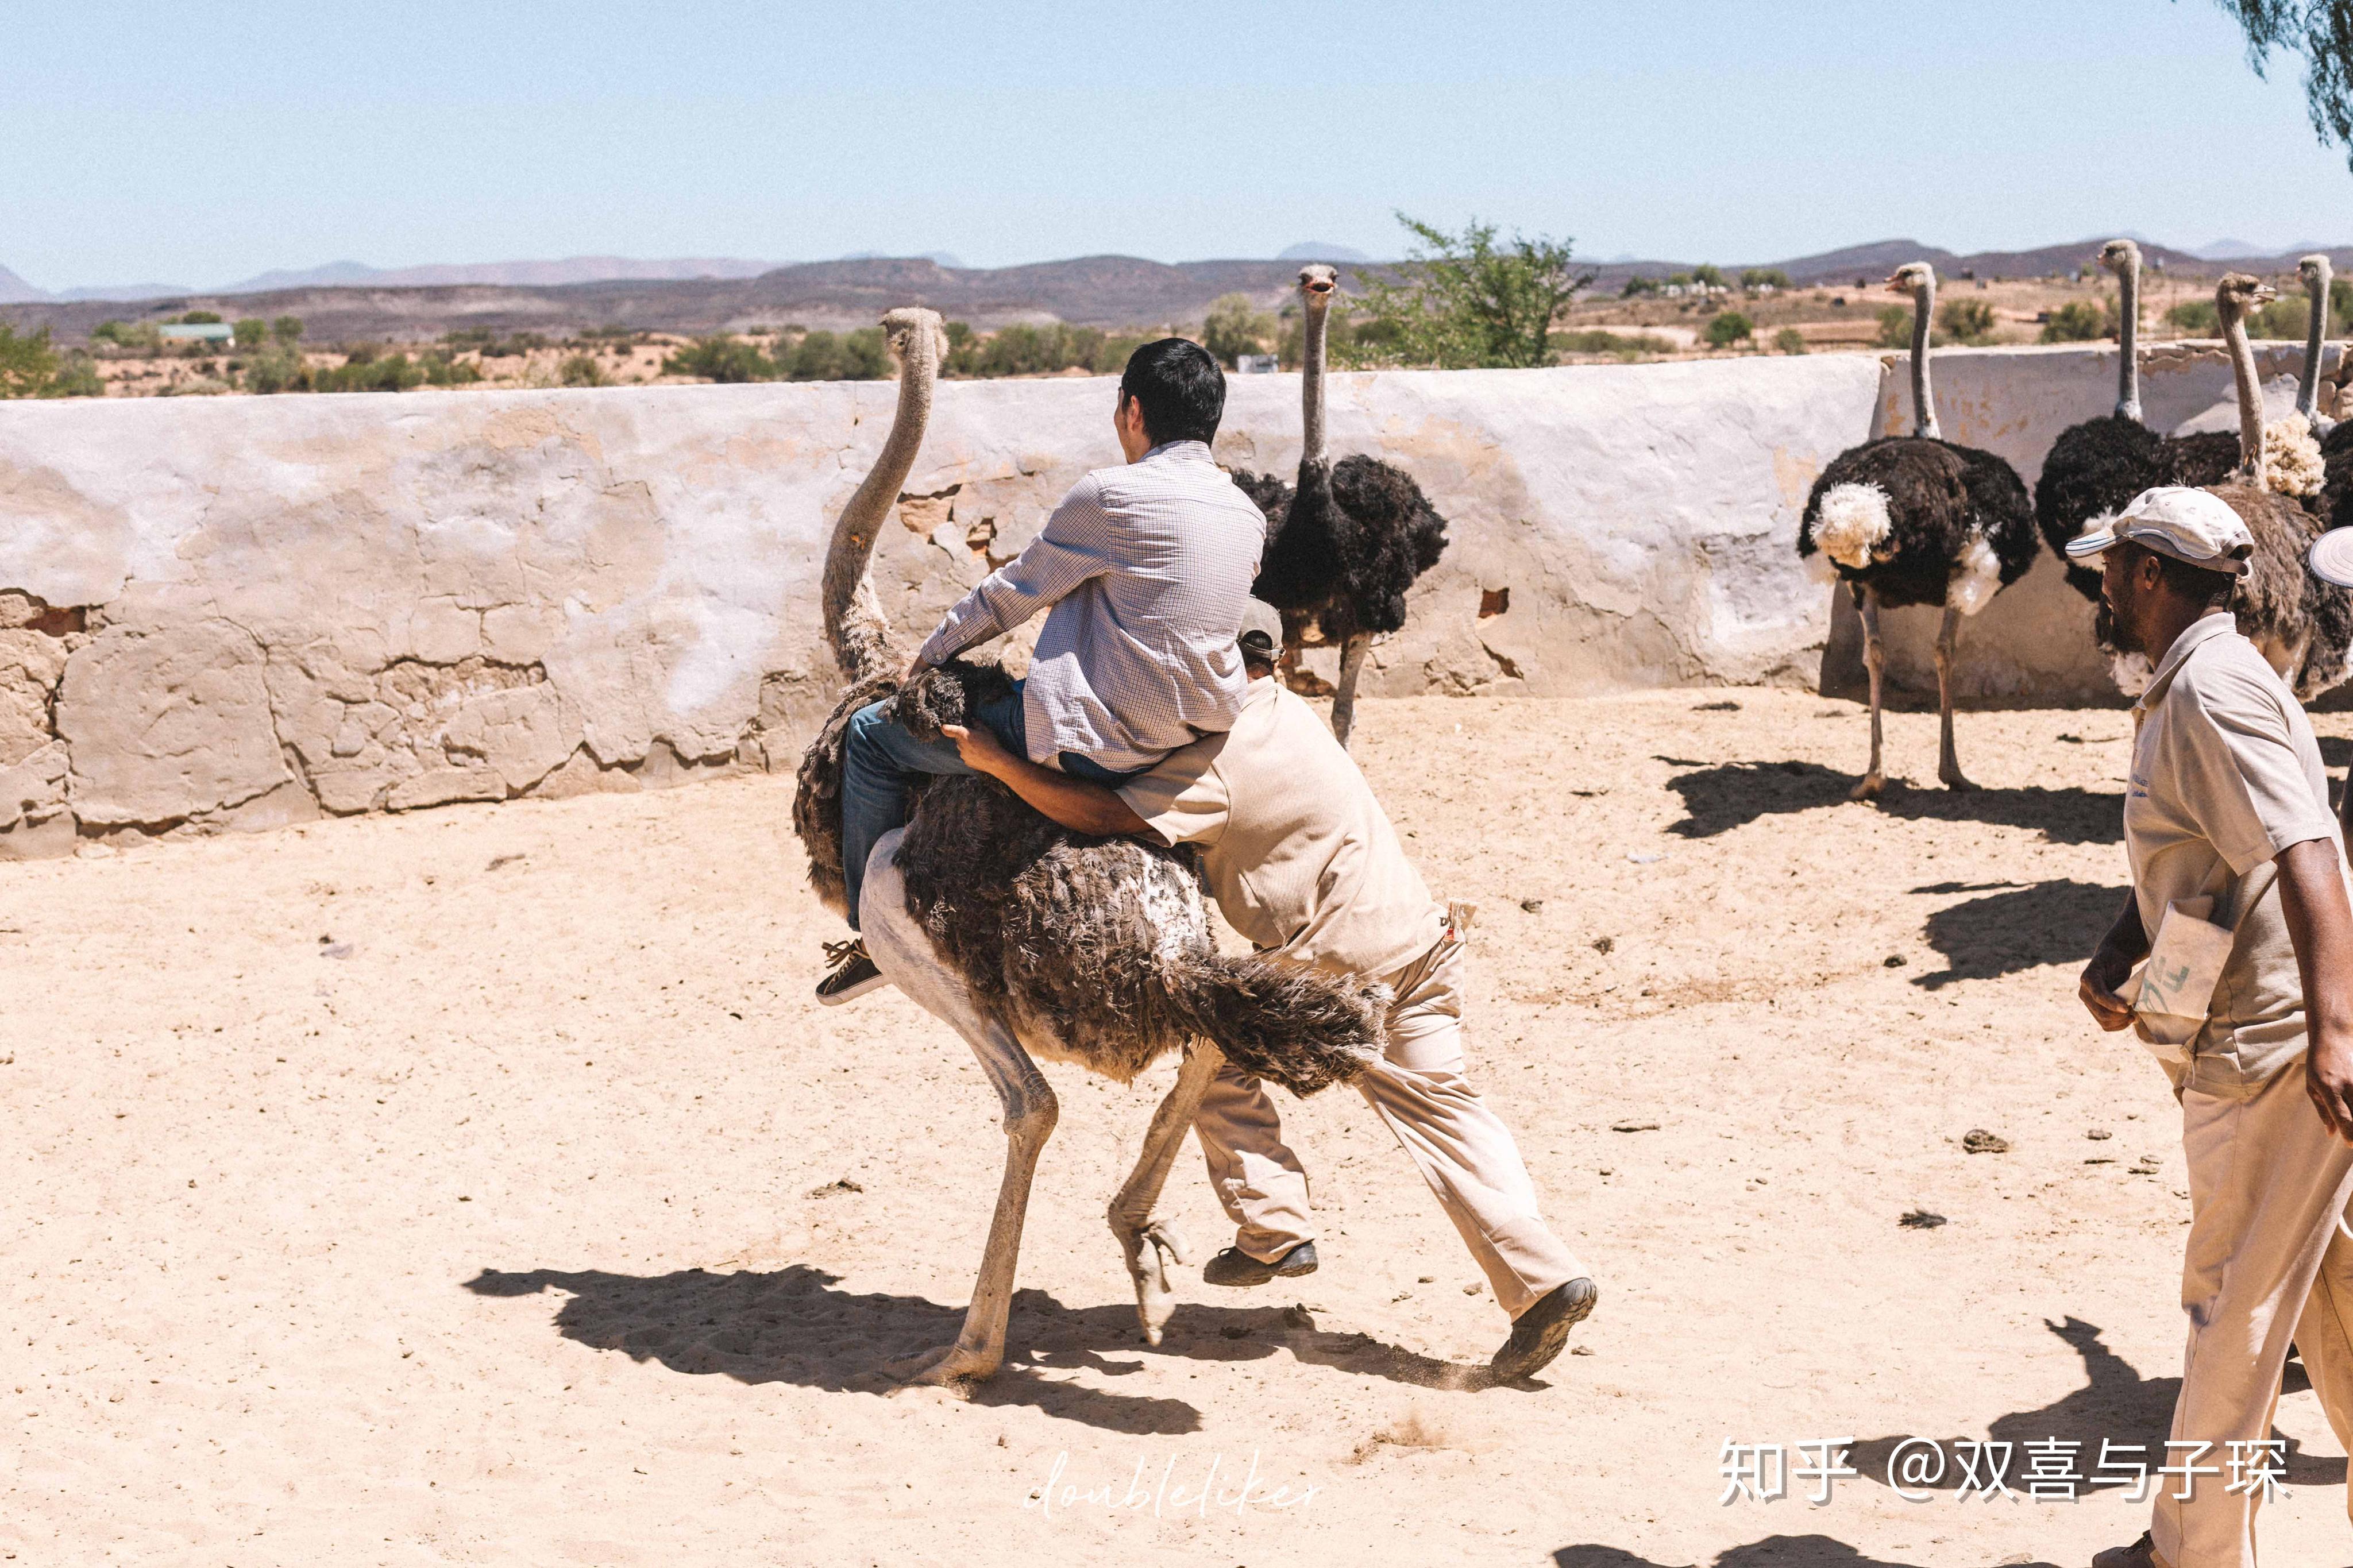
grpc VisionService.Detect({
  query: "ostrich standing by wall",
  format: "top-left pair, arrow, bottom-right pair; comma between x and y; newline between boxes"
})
1797,262 -> 2038,799
790,308 -> 1388,1387
1230,264 -> 1448,746
2196,272 -> 2351,697
2035,240 -> 2165,601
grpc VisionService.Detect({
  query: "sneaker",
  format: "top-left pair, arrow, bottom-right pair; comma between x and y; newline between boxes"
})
1490,1277 -> 1598,1381
816,939 -> 886,1006
2090,1533 -> 2167,1568
1202,1240 -> 1318,1287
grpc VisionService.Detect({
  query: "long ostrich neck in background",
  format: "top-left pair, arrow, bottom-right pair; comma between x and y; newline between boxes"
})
2301,262 -> 2332,421
819,329 -> 939,682
2223,293 -> 2267,485
1301,293 -> 1329,470
1910,279 -> 1940,439
2115,256 -> 2142,422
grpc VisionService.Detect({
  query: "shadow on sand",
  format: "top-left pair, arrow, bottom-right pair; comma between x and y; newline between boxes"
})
1553,1538 -> 2051,1568
1661,759 -> 2121,847
1845,1316 -> 2346,1495
1908,878 -> 2126,990
466,1262 -> 1514,1435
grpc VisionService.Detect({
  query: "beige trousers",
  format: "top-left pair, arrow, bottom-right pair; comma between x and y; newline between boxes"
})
1190,936 -> 1589,1320
2152,1061 -> 2353,1568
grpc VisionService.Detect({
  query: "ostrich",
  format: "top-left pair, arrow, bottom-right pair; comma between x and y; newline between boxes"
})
1229,264 -> 1448,746
2194,272 -> 2350,697
790,307 -> 1390,1387
2035,240 -> 2165,602
1796,262 -> 2038,798
2296,252 -> 2336,441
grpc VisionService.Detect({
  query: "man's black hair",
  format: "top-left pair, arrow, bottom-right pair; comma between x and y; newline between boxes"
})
1119,338 -> 1225,446
2122,539 -> 2237,609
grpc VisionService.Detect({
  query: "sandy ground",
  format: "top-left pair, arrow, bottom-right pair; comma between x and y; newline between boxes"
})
10,689 -> 2353,1567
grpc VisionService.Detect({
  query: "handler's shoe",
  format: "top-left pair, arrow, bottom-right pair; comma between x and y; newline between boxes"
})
816,939 -> 886,1006
1490,1277 -> 1598,1382
2090,1534 -> 2169,1568
1202,1241 -> 1318,1287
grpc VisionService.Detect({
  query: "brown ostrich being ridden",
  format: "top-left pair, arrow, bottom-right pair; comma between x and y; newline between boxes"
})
790,307 -> 1388,1387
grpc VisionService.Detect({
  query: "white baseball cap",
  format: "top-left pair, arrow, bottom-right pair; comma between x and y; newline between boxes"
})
2311,527 -> 2353,588
2064,486 -> 2253,577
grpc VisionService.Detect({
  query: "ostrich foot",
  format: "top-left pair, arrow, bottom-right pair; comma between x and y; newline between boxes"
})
1848,771 -> 1885,802
884,1341 -> 1000,1389
1113,1216 -> 1191,1347
1938,767 -> 1978,792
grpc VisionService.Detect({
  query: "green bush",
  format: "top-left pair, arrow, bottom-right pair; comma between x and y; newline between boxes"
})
666,334 -> 775,383
0,325 -> 61,397
442,327 -> 495,349
1692,264 -> 1727,289
241,341 -> 310,394
2039,300 -> 2110,343
1621,275 -> 1661,298
1703,311 -> 1754,347
559,353 -> 607,387
314,352 -> 426,393
1343,213 -> 1596,369
1202,292 -> 1277,367
1773,327 -> 1809,354
1877,304 -> 1916,348
1938,299 -> 1998,345
1742,268 -> 1792,291
271,315 -> 304,345
422,352 -> 481,387
1551,329 -> 1675,360
1278,307 -> 1356,368
49,352 -> 103,397
2166,299 -> 2220,335
233,318 -> 267,349
179,310 -> 222,325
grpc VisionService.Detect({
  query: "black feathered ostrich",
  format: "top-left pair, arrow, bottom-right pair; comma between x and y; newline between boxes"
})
790,308 -> 1388,1387
1230,264 -> 1448,746
1797,261 -> 2038,799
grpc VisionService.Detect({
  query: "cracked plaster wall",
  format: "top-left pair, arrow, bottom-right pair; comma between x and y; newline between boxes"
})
0,350 -> 2157,858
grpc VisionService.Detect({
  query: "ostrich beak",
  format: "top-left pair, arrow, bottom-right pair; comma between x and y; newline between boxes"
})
1883,275 -> 1910,294
1302,277 -> 1336,298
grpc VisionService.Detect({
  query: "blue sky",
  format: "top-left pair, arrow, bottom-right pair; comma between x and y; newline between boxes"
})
6,0 -> 2351,289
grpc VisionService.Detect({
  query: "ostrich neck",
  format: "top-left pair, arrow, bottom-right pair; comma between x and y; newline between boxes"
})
2302,271 -> 2330,420
2223,301 -> 2266,485
2116,260 -> 2142,423
1910,283 -> 1939,439
1301,297 -> 1328,468
819,335 -> 939,681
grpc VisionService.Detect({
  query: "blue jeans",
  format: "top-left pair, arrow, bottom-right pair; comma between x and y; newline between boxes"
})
840,679 -> 1151,930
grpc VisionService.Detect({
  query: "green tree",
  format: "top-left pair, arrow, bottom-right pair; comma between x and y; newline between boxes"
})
0,325 -> 61,397
1201,292 -> 1277,366
1773,326 -> 1809,354
1703,311 -> 1754,347
271,315 -> 304,345
1938,298 -> 1999,345
1742,268 -> 1793,291
666,334 -> 775,383
1876,304 -> 1915,348
179,310 -> 223,325
233,318 -> 267,349
1621,275 -> 1661,298
1692,264 -> 1727,289
2039,300 -> 2111,343
1344,213 -> 1596,369
2206,1 -> 2353,173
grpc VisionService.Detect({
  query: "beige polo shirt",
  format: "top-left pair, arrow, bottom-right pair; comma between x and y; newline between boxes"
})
2126,611 -> 2348,1093
1117,677 -> 1445,981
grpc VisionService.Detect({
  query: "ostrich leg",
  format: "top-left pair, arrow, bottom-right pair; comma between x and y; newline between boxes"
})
1106,1041 -> 1226,1346
859,835 -> 1058,1387
1330,632 -> 1372,747
1850,586 -> 1886,801
1933,605 -> 1975,791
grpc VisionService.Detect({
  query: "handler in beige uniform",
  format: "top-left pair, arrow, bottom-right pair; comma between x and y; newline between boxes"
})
943,600 -> 1596,1381
2068,490 -> 2353,1568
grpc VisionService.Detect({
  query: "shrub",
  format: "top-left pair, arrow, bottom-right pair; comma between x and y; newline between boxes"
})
558,353 -> 607,387
0,325 -> 61,397
442,327 -> 495,349
343,341 -> 380,366
2039,300 -> 2111,343
1877,304 -> 1916,348
1938,298 -> 1998,345
1691,264 -> 1726,289
1343,213 -> 1596,368
1278,307 -> 1356,368
2166,299 -> 2220,335
233,318 -> 267,349
1621,275 -> 1661,297
422,352 -> 481,387
666,334 -> 774,383
1773,327 -> 1809,354
1202,292 -> 1277,366
241,341 -> 310,394
1742,268 -> 1793,291
271,315 -> 304,344
314,352 -> 425,393
1703,311 -> 1754,347
943,320 -> 974,349
179,310 -> 222,325
1551,329 -> 1675,360
49,352 -> 103,397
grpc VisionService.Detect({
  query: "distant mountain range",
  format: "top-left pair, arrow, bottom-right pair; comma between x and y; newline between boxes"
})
6,237 -> 2350,344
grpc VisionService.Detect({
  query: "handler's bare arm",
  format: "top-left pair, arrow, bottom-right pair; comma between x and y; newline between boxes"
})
942,724 -> 1151,839
2277,837 -> 2353,1143
2078,891 -> 2149,1033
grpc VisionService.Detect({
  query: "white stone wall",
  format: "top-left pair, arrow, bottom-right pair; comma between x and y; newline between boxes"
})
5,342 -> 2277,856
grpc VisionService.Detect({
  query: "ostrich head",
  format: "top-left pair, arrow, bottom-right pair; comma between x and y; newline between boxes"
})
880,306 -> 948,365
2098,239 -> 2140,277
2302,253 -> 2334,295
1298,264 -> 1338,304
1885,262 -> 1935,298
2216,272 -> 2277,323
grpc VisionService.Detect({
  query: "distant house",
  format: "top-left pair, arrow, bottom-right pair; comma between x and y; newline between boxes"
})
1234,353 -> 1280,374
158,323 -> 233,345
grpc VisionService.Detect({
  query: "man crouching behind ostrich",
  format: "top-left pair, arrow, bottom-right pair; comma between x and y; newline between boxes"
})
790,307 -> 1390,1386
